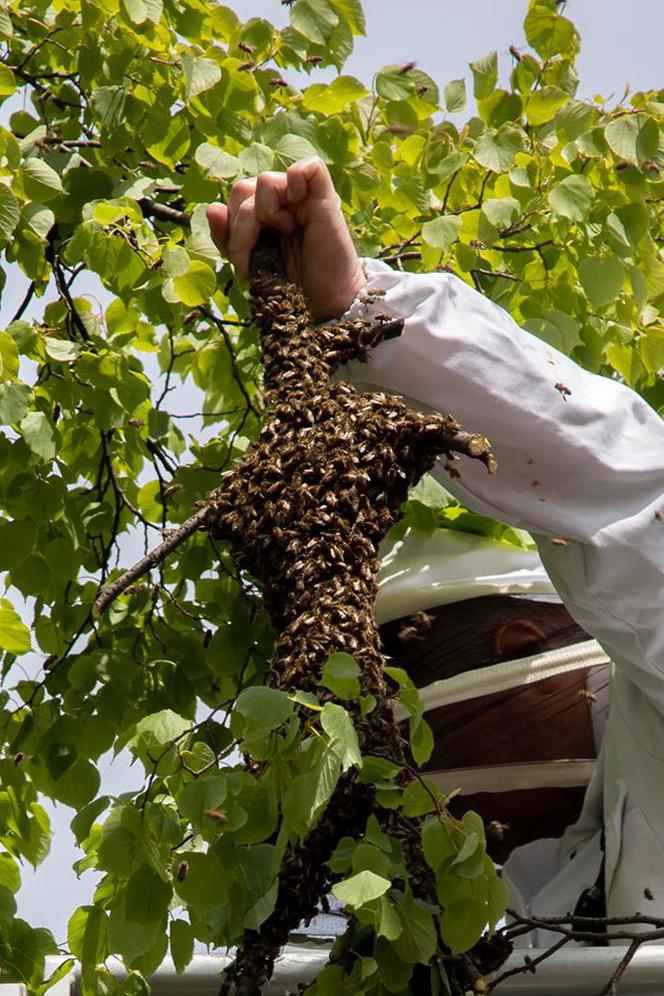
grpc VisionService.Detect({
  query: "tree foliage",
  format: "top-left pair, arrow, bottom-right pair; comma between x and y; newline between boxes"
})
0,0 -> 662,992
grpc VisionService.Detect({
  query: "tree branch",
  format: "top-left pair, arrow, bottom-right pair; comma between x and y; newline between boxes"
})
92,506 -> 210,616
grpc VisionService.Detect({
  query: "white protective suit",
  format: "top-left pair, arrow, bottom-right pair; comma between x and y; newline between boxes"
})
339,258 -> 664,943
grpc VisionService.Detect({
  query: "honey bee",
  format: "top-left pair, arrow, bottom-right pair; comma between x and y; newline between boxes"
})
486,820 -> 511,841
554,382 -> 572,400
578,688 -> 597,707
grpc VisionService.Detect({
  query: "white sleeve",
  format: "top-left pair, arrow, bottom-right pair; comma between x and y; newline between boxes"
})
339,258 -> 664,710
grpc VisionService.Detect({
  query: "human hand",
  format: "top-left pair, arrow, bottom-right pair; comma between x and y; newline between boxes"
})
206,157 -> 367,323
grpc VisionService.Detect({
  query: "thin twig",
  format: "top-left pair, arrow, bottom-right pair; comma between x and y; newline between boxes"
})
93,506 -> 210,616
200,306 -> 262,417
138,197 -> 190,228
10,281 -> 36,323
599,938 -> 641,996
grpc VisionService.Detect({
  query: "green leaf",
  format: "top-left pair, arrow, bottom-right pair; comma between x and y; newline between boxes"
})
548,173 -> 594,222
332,869 -> 391,908
302,75 -> 369,114
474,125 -> 524,172
109,865 -> 170,964
421,215 -> 462,251
20,410 -> 56,462
607,203 -> 649,249
0,852 -> 20,893
639,329 -> 664,376
127,710 -> 191,770
68,906 -> 108,965
605,116 -> 659,167
0,382 -> 30,424
392,893 -> 437,964
376,895 -> 402,941
194,142 -> 241,180
172,851 -> 228,912
274,134 -> 321,169
0,184 -> 19,241
320,702 -> 361,770
410,716 -> 433,766
441,890 -> 489,955
120,0 -> 163,24
44,339 -> 80,363
444,79 -> 466,114
70,796 -> 110,845
525,85 -> 569,127
53,757 -> 100,809
238,144 -> 274,175
421,818 -> 455,871
0,598 -> 31,654
469,51 -> 497,101
183,55 -> 222,100
233,686 -> 293,735
524,4 -> 579,58
284,743 -> 342,834
291,0 -> 338,45
482,197 -> 520,231
0,330 -> 19,378
172,262 -> 217,306
579,256 -> 625,308
170,919 -> 194,975
604,115 -> 659,166
320,652 -> 361,699
375,64 -> 415,102
20,159 -> 64,201
177,774 -> 228,827
486,868 -> 508,929
0,63 -> 16,97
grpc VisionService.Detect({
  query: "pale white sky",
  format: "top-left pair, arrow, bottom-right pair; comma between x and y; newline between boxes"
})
11,0 -> 664,944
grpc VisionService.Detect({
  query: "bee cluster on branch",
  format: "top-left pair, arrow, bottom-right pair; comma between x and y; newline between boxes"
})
204,230 -> 501,995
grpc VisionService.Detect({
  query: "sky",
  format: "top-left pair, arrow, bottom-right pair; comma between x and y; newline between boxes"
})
10,0 -> 664,945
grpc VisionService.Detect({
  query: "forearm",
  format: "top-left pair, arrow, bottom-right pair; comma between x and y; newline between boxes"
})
339,259 -> 664,705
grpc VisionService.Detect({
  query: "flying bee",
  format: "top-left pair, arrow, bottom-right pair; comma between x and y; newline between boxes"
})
578,688 -> 597,707
555,382 -> 572,400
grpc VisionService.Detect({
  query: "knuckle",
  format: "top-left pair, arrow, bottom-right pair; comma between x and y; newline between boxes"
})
230,178 -> 256,200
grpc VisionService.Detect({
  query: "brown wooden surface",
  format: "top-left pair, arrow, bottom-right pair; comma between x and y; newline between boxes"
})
381,595 -> 603,861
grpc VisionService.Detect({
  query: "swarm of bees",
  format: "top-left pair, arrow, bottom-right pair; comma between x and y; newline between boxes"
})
204,230 -> 498,994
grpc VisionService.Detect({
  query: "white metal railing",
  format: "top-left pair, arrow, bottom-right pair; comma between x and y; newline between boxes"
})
13,948 -> 663,996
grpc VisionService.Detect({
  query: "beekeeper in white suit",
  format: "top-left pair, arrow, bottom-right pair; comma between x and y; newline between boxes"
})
207,159 -> 664,940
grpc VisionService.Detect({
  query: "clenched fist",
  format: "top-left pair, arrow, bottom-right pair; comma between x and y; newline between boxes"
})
206,157 -> 367,323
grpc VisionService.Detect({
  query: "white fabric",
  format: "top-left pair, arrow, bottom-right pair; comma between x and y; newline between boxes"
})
395,638 -> 609,718
340,258 -> 664,939
376,527 -> 554,624
429,759 -> 598,796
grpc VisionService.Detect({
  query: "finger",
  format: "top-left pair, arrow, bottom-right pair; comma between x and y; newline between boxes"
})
206,203 -> 230,253
227,194 -> 260,282
286,157 -> 338,212
228,177 -> 257,220
255,172 -> 296,234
